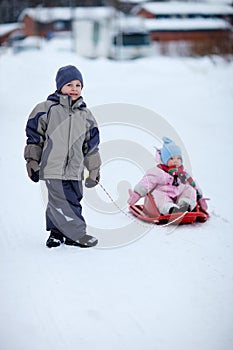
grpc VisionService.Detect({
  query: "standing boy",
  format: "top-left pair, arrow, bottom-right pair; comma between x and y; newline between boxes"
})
24,65 -> 101,248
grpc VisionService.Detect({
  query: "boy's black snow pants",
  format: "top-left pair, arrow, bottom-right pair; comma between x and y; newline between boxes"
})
45,179 -> 86,241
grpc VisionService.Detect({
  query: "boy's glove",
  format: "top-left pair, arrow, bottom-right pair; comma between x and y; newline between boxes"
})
128,189 -> 141,205
85,170 -> 100,188
24,144 -> 42,183
26,160 -> 40,183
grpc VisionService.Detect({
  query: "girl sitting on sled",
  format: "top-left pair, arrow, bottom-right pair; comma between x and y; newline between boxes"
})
128,137 -> 204,215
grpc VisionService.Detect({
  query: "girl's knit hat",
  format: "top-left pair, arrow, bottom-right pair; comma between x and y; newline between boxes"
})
160,137 -> 182,165
56,65 -> 84,91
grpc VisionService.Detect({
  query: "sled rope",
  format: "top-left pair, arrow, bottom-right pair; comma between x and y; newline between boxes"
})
97,181 -> 151,228
97,181 -> 186,228
158,211 -> 187,226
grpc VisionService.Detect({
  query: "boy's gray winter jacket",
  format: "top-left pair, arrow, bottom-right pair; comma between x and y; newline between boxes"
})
24,92 -> 101,181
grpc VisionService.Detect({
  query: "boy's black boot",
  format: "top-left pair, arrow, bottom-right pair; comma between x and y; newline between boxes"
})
65,234 -> 98,248
46,231 -> 64,248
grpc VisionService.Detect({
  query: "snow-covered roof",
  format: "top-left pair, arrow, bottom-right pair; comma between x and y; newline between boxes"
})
0,23 -> 22,36
19,6 -> 116,23
109,16 -> 148,34
120,0 -> 150,3
122,0 -> 233,3
132,1 -> 233,16
144,17 -> 231,30
202,0 -> 233,4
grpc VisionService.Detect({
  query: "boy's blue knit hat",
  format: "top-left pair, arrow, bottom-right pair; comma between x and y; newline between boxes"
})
160,137 -> 182,165
56,65 -> 83,91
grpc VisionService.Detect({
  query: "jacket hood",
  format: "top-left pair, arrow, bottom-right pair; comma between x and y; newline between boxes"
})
47,91 -> 86,109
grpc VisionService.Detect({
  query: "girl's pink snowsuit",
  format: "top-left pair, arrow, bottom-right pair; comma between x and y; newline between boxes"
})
134,166 -> 197,214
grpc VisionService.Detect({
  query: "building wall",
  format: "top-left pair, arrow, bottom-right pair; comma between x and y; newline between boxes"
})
22,15 -> 71,37
136,9 -> 154,19
22,16 -> 37,36
151,29 -> 233,56
150,29 -> 231,42
0,29 -> 19,45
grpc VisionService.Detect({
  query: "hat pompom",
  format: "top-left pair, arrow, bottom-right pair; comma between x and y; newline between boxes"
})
160,137 -> 182,165
56,65 -> 84,92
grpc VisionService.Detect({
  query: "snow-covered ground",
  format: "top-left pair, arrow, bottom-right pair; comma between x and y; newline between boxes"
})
0,37 -> 233,350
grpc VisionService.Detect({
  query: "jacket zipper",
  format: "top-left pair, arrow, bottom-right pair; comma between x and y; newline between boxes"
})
63,104 -> 72,175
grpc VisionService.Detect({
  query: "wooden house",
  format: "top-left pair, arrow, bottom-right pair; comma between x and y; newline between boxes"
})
131,1 -> 233,55
132,1 -> 233,23
0,23 -> 22,45
18,7 -> 72,38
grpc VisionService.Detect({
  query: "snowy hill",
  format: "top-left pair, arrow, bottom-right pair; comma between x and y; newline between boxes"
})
0,38 -> 233,350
